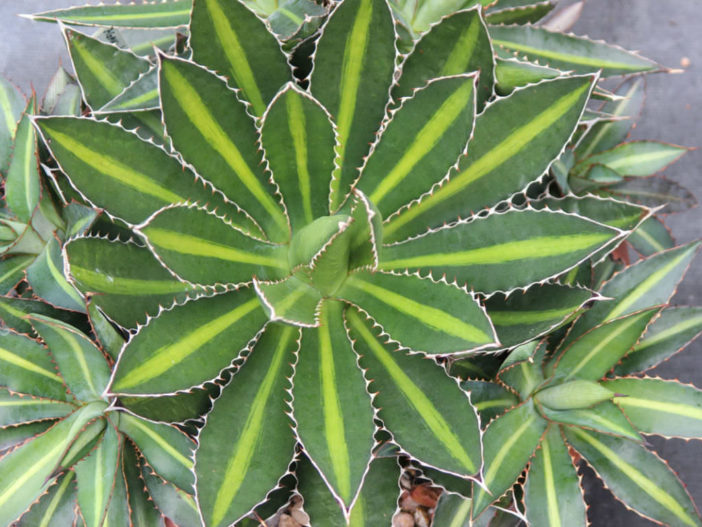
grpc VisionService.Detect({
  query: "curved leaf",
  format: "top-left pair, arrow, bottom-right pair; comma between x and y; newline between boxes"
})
142,462 -> 200,527
538,401 -> 640,441
15,470 -> 78,527
5,100 -> 40,223
0,75 -> 25,172
0,388 -> 75,428
29,1 -> 191,28
254,274 -> 323,327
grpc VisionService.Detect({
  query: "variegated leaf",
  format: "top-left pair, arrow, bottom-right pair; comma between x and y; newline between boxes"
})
486,1 -> 555,24
104,440 -> 130,527
142,462 -> 200,527
196,323 -> 298,527
0,255 -> 34,294
494,57 -> 560,95
0,296 -> 89,336
533,194 -> 648,232
0,75 -> 25,172
462,380 -> 520,425
159,55 -> 289,241
0,388 -> 75,428
0,421 -> 53,458
15,470 -> 78,527
574,141 -> 688,178
601,177 -> 697,213
339,270 -> 496,354
538,401 -> 640,441
565,427 -> 702,527
110,289 -> 267,395
29,1 -> 191,28
346,307 -> 482,478
381,209 -> 619,293
629,215 -> 675,257
122,441 -> 165,526
100,66 -> 159,113
383,76 -> 595,242
347,191 -> 381,271
254,274 -> 323,327
5,99 -> 40,223
310,0 -> 396,211
498,342 -> 545,399
294,300 -> 375,510
190,0 -> 290,116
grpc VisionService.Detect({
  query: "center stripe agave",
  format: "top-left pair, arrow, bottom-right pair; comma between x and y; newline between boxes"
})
34,0 -> 631,524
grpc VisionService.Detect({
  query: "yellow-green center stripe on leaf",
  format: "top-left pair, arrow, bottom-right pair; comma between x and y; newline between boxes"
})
345,277 -> 490,343
615,397 -> 702,422
114,297 -> 260,390
211,325 -> 294,526
286,91 -> 314,224
487,306 -> 577,325
0,441 -> 65,510
123,416 -> 192,469
484,414 -> 537,489
70,266 -> 191,295
71,38 -> 123,98
348,310 -> 476,472
441,16 -> 480,76
540,435 -> 561,527
0,346 -> 63,382
59,329 -> 97,396
369,80 -> 474,205
38,473 -> 74,527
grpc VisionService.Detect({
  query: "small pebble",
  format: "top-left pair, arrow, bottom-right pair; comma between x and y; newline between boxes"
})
278,513 -> 301,527
393,511 -> 415,527
290,508 -> 310,525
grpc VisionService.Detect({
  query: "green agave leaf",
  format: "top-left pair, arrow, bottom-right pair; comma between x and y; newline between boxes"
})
462,380 -> 520,425
117,412 -> 195,493
472,400 -> 547,518
489,25 -> 659,77
0,401 -> 106,526
383,75 -> 595,242
535,380 -> 614,410
0,296 -> 89,336
431,492 -> 473,526
142,461 -> 200,527
64,28 -> 150,109
190,0 -> 291,117
553,308 -> 658,382
140,203 -> 288,285
5,99 -> 40,223
0,255 -> 35,294
66,236 -> 198,329
565,427 -> 702,527
158,56 -> 288,242
348,191 -> 382,271
268,0 -> 327,40
310,0 -> 396,211
75,422 -> 121,527
360,75 -> 477,219
0,388 -> 75,428
603,377 -> 702,439
26,236 -> 85,313
31,315 -> 111,402
0,75 -> 25,172
87,301 -> 124,361
533,194 -> 648,231
498,342 -> 545,398
0,421 -> 54,458
36,117 -> 243,228
629,215 -> 675,257
43,66 -> 83,117
261,84 -> 336,233
575,141 -> 688,178
494,57 -> 560,95
346,307 -> 482,479
341,270 -> 496,354
381,209 -> 620,293
15,470 -> 78,527
615,307 -> 702,375
29,1 -> 190,28
601,176 -> 697,213
121,386 -> 214,424
110,288 -> 267,395
485,283 -> 594,349
485,1 -> 555,25
122,441 -> 165,526
294,300 -> 375,509
303,216 -> 354,296
196,323 -> 298,527
254,274 -> 323,327
63,203 -> 98,238
524,425 -> 586,527
104,108 -> 167,145
566,242 -> 701,344
103,438 -> 130,527
100,66 -> 159,113
575,76 -> 645,159
395,8 -> 493,111
0,332 -> 68,401
59,416 -> 107,470
539,401 -> 640,441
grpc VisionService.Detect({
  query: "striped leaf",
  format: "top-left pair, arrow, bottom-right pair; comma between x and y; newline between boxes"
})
498,343 -> 545,399
196,323 -> 298,527
486,284 -> 593,349
348,191 -> 381,271
604,377 -> 702,439
381,209 -> 619,293
267,0 -> 327,39
431,493 -> 473,526
142,462 -> 200,527
26,237 -> 85,313
0,255 -> 34,294
104,108 -> 167,146
120,387 -> 213,425
190,0 -> 290,117
5,100 -> 40,223
43,66 -> 83,117
15,471 -> 78,527
533,195 -> 648,232
383,76 -> 595,242
122,441 -> 164,526
629,215 -> 675,257
66,236 -> 197,329
566,242 -> 701,344
462,380 -> 520,425
565,427 -> 702,527
0,421 -> 53,458
75,423 -> 121,527
110,289 -> 267,395
346,307 -> 482,478
0,401 -> 106,526
359,75 -> 477,218
103,440 -> 130,527
472,400 -> 547,517
601,176 -> 697,213
261,84 -> 336,233
100,67 -> 159,113
117,412 -> 195,493
495,57 -> 560,95
29,1 -> 191,28
159,56 -> 288,241
486,1 -> 555,24
36,117 -> 243,228
64,28 -> 150,109
140,204 -> 288,285
396,9 -> 493,113
254,275 -> 323,327
539,401 -> 640,441
524,426 -> 587,527
310,0 -> 396,211
575,141 -> 688,178
293,300 -> 375,510
0,296 -> 89,336
553,308 -> 658,383
0,388 -> 75,428
576,77 -> 645,159
615,307 -> 702,375
535,379 -> 613,410
0,332 -> 68,401
339,271 -> 496,354
87,302 -> 124,361
0,75 -> 25,173
489,25 -> 658,77
304,216 -> 354,296
30,315 -> 110,402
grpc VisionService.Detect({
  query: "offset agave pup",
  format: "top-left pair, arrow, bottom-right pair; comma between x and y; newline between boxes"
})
15,0 -> 697,525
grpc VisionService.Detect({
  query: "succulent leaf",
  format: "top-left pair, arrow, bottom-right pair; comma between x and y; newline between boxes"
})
0,296 -> 89,336
485,2 -> 555,25
142,462 -> 200,527
601,176 -> 697,213
628,215 -> 675,257
122,441 -> 165,526
574,141 -> 688,178
100,66 -> 159,113
0,75 -> 26,172
5,99 -> 40,223
539,401 -> 641,441
494,57 -> 560,95
29,1 -> 191,28
535,380 -> 614,410
0,388 -> 75,428
0,255 -> 35,294
462,380 -> 520,424
15,471 -> 78,527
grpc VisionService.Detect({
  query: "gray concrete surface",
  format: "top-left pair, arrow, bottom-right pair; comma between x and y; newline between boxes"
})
1,1 -> 700,525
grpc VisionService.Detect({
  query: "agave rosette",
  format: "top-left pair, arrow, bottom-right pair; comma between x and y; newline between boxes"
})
29,0 -> 659,524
